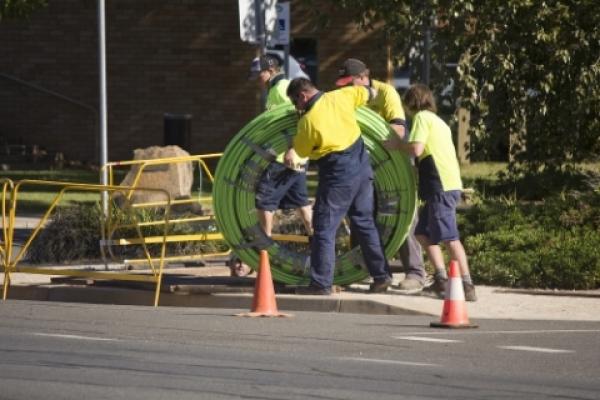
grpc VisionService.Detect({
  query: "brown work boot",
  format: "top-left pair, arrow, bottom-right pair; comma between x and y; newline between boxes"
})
463,282 -> 478,302
369,276 -> 393,293
295,285 -> 332,295
396,277 -> 425,293
424,276 -> 447,299
228,257 -> 252,277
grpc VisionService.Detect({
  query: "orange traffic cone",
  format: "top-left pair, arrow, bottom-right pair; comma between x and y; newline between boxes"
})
236,250 -> 292,318
430,260 -> 478,329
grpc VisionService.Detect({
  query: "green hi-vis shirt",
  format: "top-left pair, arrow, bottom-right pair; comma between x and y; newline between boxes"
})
408,110 -> 463,199
294,86 -> 370,160
265,74 -> 308,169
266,74 -> 292,110
368,79 -> 405,123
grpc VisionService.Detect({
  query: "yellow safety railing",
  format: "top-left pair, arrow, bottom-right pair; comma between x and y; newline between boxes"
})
0,178 -> 14,267
100,153 -> 231,266
1,180 -> 171,306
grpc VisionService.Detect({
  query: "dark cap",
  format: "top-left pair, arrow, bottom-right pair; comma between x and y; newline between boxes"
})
249,54 -> 282,78
335,58 -> 368,86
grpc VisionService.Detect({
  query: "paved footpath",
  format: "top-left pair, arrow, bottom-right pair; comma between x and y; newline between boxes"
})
2,266 -> 599,321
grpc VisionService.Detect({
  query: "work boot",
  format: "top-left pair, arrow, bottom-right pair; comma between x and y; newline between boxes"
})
295,285 -> 332,295
369,276 -> 393,293
424,276 -> 447,299
396,277 -> 424,293
463,282 -> 478,302
228,256 -> 252,277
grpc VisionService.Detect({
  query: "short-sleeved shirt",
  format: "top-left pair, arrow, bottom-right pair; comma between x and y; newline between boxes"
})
265,74 -> 291,110
367,79 -> 405,126
293,86 -> 370,160
408,110 -> 462,199
266,74 -> 307,168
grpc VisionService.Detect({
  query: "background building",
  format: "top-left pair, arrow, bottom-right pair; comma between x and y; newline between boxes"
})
0,0 -> 390,165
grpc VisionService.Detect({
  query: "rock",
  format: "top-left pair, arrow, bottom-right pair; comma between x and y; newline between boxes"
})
117,145 -> 194,207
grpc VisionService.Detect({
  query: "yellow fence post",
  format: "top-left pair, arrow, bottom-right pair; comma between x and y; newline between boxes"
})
1,178 -> 14,300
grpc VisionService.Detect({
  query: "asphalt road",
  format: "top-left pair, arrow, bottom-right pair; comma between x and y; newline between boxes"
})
0,300 -> 598,399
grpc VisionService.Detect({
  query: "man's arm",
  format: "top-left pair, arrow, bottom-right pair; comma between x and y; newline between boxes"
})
389,122 -> 406,141
383,138 -> 424,157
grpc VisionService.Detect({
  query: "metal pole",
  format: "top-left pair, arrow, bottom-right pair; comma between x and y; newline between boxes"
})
98,0 -> 109,213
254,0 -> 267,111
254,0 -> 266,55
284,44 -> 290,77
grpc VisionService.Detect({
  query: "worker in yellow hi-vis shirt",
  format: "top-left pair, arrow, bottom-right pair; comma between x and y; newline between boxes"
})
250,54 -> 312,238
287,77 -> 392,295
335,58 -> 426,293
230,54 -> 313,277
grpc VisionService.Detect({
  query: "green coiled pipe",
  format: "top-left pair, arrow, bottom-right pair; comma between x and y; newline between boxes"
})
214,103 -> 416,285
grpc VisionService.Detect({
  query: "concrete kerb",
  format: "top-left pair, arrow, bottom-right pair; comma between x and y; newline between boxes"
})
2,262 -> 600,320
4,275 -> 600,321
2,281 -> 433,316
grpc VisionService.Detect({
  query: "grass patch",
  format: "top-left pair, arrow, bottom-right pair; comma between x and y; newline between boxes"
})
460,162 -> 506,182
0,169 -> 102,183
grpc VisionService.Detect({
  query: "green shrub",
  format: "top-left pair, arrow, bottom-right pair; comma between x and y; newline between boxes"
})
27,203 -> 228,263
461,191 -> 600,289
27,204 -> 104,263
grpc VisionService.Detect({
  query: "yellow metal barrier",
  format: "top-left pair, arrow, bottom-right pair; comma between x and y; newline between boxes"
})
100,153 -> 231,266
0,153 -> 314,308
101,153 -> 311,260
0,179 -> 14,267
1,180 -> 171,307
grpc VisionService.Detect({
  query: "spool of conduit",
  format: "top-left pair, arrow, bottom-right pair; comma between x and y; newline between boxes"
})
214,103 -> 416,285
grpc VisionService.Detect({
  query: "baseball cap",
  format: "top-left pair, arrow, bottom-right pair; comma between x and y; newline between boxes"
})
335,58 -> 368,86
249,54 -> 282,78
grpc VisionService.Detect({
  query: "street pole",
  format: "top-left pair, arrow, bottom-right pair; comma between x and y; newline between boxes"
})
284,44 -> 290,77
254,0 -> 267,110
254,0 -> 266,56
98,0 -> 108,213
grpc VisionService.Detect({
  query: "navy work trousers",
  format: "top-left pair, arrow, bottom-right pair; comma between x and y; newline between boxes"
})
310,138 -> 390,289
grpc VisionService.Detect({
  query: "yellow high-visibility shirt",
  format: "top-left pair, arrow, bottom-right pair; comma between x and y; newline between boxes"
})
265,75 -> 307,169
368,79 -> 405,123
409,110 -> 463,197
294,86 -> 370,160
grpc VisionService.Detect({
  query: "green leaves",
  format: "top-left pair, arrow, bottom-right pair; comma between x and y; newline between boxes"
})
0,0 -> 47,21
312,0 -> 600,172
460,191 -> 600,289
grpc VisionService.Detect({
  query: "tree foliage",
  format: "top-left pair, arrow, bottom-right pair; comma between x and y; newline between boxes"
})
0,0 -> 46,21
309,0 -> 600,173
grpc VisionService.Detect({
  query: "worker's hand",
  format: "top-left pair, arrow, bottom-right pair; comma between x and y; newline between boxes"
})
283,148 -> 297,169
383,136 -> 402,151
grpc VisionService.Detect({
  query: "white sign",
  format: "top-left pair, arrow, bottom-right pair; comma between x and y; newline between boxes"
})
238,0 -> 280,44
267,2 -> 290,46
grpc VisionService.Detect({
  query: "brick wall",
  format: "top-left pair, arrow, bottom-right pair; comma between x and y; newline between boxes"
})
0,0 -> 388,164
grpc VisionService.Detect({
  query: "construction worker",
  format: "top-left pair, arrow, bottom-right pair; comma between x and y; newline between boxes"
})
335,58 -> 427,293
251,53 -> 312,237
385,83 -> 477,301
229,54 -> 312,278
287,77 -> 392,295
